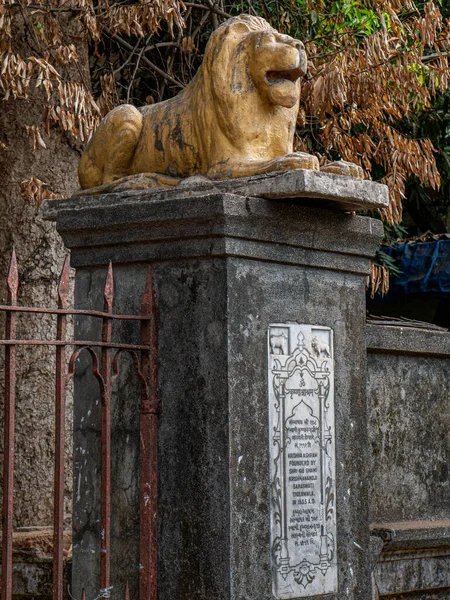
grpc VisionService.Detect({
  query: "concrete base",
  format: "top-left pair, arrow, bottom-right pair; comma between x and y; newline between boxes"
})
45,181 -> 384,600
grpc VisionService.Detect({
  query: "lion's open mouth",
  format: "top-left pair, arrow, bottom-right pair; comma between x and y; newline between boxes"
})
265,66 -> 304,85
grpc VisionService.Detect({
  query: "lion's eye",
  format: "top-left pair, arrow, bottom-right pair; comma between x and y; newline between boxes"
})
255,32 -> 275,48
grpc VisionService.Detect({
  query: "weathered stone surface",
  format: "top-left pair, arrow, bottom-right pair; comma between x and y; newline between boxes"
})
366,323 -> 450,357
42,191 -> 383,276
0,528 -> 71,599
71,268 -> 141,599
366,324 -> 450,599
9,557 -> 71,600
221,169 -> 388,210
42,169 -> 388,222
366,328 -> 450,524
372,521 -> 450,597
371,520 -> 450,551
49,189 -> 383,600
375,548 -> 450,598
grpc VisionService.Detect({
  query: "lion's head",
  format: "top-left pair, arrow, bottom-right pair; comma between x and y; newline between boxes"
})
200,15 -> 307,111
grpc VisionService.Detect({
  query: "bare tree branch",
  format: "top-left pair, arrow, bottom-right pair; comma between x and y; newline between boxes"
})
183,2 -> 230,19
104,31 -> 185,89
113,38 -> 141,75
127,46 -> 145,103
422,51 -> 450,63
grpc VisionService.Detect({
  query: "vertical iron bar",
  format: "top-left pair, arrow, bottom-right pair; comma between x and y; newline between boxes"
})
53,257 -> 69,600
100,263 -> 114,596
1,250 -> 18,600
139,269 -> 159,600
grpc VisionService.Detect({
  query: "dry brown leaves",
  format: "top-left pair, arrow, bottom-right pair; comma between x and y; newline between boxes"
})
418,1 -> 442,49
97,72 -> 117,116
0,52 -> 33,99
1,51 -> 101,141
29,56 -> 60,100
104,1 -> 184,38
20,176 -> 59,207
0,0 -> 185,146
300,0 -> 450,296
367,262 -> 390,299
0,3 -> 12,45
181,35 -> 195,54
56,81 -> 100,141
71,0 -> 185,42
25,124 -> 47,150
302,0 -> 449,226
53,44 -> 79,65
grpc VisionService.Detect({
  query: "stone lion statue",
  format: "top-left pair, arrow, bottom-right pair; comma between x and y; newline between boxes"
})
78,14 -> 363,193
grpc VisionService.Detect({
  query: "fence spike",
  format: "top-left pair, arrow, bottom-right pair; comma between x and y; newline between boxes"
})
124,582 -> 130,600
6,248 -> 18,303
57,256 -> 70,309
103,262 -> 114,313
81,589 -> 86,600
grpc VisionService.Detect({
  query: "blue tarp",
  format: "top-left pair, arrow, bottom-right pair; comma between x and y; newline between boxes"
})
381,239 -> 450,296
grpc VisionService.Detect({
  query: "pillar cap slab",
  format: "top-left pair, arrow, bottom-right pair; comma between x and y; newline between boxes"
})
42,169 -> 388,221
41,177 -> 384,273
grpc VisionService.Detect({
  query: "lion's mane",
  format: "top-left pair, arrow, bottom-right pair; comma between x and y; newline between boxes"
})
187,15 -> 277,161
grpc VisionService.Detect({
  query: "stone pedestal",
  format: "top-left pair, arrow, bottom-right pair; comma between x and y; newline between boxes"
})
42,172 -> 385,600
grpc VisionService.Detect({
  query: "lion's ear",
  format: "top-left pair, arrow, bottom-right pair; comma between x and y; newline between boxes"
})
225,21 -> 250,36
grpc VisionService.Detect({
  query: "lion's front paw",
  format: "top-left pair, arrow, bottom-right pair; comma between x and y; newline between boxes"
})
320,160 -> 366,179
277,152 -> 320,172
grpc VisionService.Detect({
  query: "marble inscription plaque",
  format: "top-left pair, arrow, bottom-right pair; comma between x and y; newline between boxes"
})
268,324 -> 337,598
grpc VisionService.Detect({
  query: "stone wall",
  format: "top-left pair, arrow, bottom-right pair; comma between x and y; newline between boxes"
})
2,528 -> 71,599
366,324 -> 450,598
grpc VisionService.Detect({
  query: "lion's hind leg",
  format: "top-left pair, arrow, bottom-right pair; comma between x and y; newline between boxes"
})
78,105 -> 143,189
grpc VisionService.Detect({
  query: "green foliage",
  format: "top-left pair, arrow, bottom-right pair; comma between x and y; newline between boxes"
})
374,223 -> 408,278
374,248 -> 402,278
259,0 -> 386,41
400,89 -> 450,234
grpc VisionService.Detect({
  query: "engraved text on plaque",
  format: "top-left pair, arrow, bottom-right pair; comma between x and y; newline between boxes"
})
268,324 -> 337,598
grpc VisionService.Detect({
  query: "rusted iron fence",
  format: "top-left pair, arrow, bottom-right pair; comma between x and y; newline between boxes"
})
0,250 -> 159,600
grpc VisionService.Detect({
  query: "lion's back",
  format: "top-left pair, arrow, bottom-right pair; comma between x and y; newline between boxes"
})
130,86 -> 207,177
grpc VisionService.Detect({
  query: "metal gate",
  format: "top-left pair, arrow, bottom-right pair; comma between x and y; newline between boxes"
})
0,250 -> 159,600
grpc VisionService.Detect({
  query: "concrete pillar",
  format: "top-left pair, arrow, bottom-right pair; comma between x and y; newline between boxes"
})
43,173 -> 385,600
